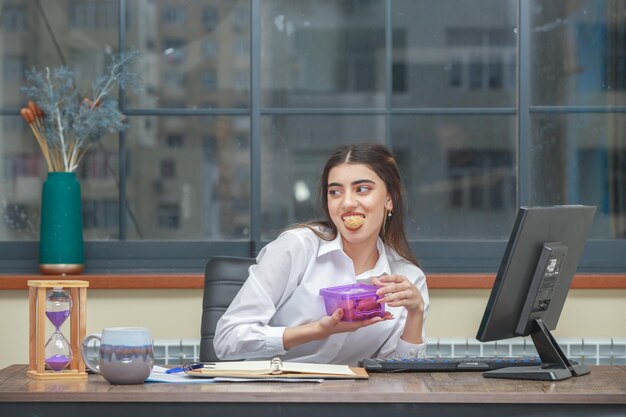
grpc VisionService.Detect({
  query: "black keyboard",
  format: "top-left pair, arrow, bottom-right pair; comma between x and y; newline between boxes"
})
359,356 -> 542,372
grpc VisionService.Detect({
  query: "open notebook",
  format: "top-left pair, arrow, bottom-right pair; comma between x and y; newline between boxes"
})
184,357 -> 368,379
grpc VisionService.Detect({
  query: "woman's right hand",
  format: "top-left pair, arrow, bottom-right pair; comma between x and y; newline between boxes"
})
283,308 -> 393,350
317,308 -> 394,337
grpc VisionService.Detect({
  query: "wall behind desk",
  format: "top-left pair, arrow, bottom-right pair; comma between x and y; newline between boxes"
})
1,289 -> 625,369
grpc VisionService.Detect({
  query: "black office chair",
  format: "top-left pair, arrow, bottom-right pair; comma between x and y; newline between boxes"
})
199,255 -> 255,362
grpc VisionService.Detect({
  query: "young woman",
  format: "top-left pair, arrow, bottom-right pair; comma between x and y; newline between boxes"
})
214,143 -> 429,365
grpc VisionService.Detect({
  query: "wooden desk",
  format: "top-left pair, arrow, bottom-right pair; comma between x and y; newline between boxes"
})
1,365 -> 625,417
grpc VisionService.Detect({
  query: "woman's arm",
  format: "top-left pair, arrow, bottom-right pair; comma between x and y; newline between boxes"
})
400,307 -> 425,344
213,231 -> 309,359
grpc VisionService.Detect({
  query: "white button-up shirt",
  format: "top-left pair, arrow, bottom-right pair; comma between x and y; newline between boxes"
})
214,227 -> 429,365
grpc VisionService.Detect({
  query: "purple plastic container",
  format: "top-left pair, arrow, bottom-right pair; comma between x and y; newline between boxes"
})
319,283 -> 385,321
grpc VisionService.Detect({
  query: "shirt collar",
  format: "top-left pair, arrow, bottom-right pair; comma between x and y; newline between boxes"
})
317,232 -> 343,257
317,232 -> 392,277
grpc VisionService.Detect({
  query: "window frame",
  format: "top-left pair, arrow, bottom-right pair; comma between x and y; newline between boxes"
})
1,0 -> 625,274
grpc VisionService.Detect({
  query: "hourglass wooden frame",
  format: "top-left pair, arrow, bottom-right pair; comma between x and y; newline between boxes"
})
27,280 -> 89,380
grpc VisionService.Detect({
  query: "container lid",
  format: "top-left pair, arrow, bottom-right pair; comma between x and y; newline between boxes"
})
319,283 -> 379,299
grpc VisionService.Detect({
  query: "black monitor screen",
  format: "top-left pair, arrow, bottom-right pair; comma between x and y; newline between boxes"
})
476,205 -> 596,381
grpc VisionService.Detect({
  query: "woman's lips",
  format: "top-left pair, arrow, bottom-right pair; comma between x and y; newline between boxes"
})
342,215 -> 365,229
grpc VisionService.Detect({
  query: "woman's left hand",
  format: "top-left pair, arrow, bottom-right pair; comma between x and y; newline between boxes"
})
371,274 -> 424,313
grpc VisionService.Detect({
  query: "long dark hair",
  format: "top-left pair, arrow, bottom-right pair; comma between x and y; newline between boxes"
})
297,143 -> 419,267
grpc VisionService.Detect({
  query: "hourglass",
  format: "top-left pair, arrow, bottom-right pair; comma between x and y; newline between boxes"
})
27,280 -> 88,380
45,288 -> 72,371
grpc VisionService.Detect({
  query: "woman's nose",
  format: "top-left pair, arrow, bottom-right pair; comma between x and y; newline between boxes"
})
341,190 -> 358,209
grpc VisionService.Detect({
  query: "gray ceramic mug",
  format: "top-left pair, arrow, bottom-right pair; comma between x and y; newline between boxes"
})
81,327 -> 154,384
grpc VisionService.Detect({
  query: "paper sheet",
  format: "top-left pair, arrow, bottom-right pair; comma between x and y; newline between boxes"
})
146,366 -> 323,383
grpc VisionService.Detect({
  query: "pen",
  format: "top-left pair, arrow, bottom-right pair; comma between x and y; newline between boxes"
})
164,367 -> 185,374
165,363 -> 205,374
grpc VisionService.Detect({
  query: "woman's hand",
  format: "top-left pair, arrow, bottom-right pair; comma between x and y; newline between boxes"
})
371,274 -> 425,344
317,308 -> 394,337
283,305 -> 393,350
371,274 -> 424,313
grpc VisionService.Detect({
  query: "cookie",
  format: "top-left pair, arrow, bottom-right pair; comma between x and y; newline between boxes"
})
343,215 -> 364,229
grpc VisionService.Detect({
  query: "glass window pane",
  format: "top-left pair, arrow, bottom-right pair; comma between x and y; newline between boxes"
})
0,116 -> 119,241
392,115 -> 517,239
261,115 -> 386,239
0,115 -> 44,240
531,0 -> 626,106
0,0 -> 120,109
530,114 -> 626,239
1,0 -> 123,240
125,116 -> 250,240
392,0 -> 517,108
125,0 -> 250,109
1,3 -> 26,32
262,0 -> 386,108
78,134 -> 120,240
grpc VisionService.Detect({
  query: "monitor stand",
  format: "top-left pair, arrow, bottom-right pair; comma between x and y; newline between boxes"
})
483,319 -> 590,381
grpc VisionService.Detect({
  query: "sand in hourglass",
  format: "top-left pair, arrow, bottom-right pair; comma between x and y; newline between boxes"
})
45,308 -> 71,371
46,310 -> 69,327
46,354 -> 71,371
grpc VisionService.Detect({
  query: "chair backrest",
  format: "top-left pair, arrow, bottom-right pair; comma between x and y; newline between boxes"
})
200,255 -> 255,362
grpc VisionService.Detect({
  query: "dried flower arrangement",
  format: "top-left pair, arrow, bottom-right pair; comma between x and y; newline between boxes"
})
20,49 -> 141,172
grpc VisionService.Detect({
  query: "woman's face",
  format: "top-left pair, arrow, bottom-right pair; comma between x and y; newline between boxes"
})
327,163 -> 392,246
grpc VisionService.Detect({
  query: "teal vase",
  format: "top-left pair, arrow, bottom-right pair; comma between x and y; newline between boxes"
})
39,172 -> 84,275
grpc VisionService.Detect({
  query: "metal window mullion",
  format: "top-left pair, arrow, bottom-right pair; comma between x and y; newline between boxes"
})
123,108 -> 249,116
261,107 -> 387,115
529,106 -> 626,113
0,109 -> 21,115
518,0 -> 531,206
259,108 -> 516,115
385,0 -> 392,147
391,107 -> 516,115
118,0 -> 127,240
250,0 -> 261,256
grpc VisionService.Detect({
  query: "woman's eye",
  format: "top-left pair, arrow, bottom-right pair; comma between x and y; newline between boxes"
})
328,189 -> 341,196
356,186 -> 370,193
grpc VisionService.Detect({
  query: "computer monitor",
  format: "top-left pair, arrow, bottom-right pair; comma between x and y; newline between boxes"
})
476,205 -> 596,381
